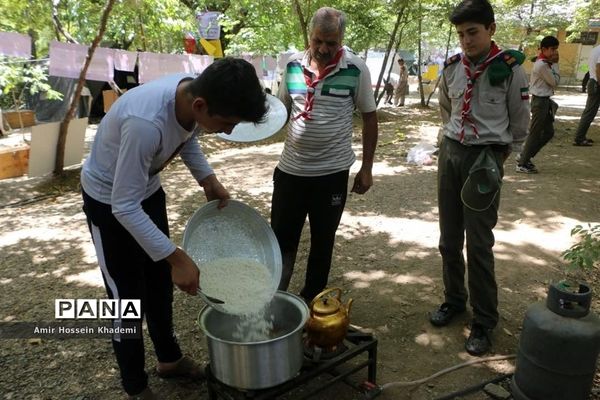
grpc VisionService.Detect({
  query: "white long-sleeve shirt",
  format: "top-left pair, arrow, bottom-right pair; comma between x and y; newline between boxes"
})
81,74 -> 213,261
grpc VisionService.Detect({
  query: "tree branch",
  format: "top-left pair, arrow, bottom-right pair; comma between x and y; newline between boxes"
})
54,0 -> 116,175
52,3 -> 79,44
292,0 -> 309,49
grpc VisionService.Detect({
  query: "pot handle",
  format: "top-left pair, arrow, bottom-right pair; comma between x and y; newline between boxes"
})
310,287 -> 342,308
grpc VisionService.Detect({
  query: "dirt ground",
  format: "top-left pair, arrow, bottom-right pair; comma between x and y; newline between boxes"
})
1,88 -> 599,400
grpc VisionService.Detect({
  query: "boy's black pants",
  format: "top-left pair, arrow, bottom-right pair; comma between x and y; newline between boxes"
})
82,188 -> 182,395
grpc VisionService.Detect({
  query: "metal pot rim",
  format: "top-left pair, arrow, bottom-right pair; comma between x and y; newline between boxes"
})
198,291 -> 309,345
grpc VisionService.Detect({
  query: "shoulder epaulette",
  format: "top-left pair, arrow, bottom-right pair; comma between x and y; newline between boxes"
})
488,50 -> 525,86
444,54 -> 461,68
500,49 -> 525,69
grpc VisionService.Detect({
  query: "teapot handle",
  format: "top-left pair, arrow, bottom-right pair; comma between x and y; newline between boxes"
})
310,287 -> 342,308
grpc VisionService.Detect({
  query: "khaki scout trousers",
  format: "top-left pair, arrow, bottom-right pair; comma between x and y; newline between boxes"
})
437,137 -> 505,329
520,95 -> 555,164
394,81 -> 408,106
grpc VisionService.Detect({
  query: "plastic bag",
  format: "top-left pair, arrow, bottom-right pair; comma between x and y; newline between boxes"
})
406,142 -> 437,165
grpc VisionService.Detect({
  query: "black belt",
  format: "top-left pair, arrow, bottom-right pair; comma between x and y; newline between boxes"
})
468,143 -> 509,152
446,137 -> 508,152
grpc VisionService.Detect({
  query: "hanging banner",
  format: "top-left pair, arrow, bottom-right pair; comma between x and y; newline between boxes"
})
0,31 -> 31,58
196,12 -> 221,40
49,41 -> 114,81
138,52 -> 195,83
189,54 -> 213,74
86,47 -> 115,82
49,41 -> 88,79
114,49 -> 138,72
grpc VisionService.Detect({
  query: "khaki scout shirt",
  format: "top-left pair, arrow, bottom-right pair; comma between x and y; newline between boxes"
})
439,55 -> 530,151
529,59 -> 560,97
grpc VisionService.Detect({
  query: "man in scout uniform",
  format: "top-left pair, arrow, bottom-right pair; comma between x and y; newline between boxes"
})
517,36 -> 560,173
429,0 -> 530,356
273,7 -> 378,302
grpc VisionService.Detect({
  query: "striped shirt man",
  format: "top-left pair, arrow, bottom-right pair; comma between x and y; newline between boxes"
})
277,49 -> 376,176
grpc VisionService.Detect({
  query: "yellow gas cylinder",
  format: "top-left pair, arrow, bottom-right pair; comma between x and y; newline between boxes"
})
305,288 -> 353,350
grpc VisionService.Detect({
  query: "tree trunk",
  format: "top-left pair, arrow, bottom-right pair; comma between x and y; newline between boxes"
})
54,0 -> 116,176
28,29 -> 38,59
387,27 -> 404,79
417,0 -> 425,107
138,12 -> 147,51
377,26 -> 404,104
292,0 -> 309,49
374,6 -> 405,106
519,0 -> 536,51
426,23 -> 452,106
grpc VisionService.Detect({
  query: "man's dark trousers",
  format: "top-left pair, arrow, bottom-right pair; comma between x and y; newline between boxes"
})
574,79 -> 600,143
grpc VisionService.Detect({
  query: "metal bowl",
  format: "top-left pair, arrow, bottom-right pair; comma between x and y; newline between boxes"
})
182,199 -> 282,313
198,291 -> 309,389
216,94 -> 287,142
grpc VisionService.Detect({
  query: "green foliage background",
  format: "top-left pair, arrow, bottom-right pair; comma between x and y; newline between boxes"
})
0,0 -> 594,58
0,0 -> 596,109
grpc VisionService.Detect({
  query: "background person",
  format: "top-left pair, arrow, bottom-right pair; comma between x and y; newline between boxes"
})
273,6 -> 378,303
573,43 -> 600,146
394,58 -> 409,106
80,58 -> 267,400
516,35 -> 560,174
384,78 -> 395,105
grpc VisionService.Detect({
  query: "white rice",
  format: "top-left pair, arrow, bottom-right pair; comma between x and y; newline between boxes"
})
232,308 -> 275,342
198,257 -> 273,316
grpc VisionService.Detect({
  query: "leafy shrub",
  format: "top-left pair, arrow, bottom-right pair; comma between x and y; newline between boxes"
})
562,224 -> 600,271
0,59 -> 62,110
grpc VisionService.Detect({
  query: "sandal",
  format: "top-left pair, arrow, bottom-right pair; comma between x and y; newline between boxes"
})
156,356 -> 205,380
573,139 -> 593,146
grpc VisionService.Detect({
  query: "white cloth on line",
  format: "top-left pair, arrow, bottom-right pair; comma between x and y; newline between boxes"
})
0,31 -> 31,58
49,41 -> 88,79
114,49 -> 138,72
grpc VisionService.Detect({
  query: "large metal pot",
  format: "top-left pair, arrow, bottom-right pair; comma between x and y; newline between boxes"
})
198,291 -> 309,389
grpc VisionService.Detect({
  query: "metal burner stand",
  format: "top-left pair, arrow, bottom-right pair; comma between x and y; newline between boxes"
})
205,328 -> 378,400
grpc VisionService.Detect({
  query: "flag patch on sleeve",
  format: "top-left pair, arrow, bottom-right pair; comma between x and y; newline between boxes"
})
520,87 -> 529,100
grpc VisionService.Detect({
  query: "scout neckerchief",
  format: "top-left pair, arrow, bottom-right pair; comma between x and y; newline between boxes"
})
459,42 -> 503,143
536,51 -> 554,68
294,47 -> 345,121
537,51 -> 548,62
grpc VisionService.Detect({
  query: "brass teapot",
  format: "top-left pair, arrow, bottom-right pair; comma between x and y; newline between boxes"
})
305,288 -> 353,350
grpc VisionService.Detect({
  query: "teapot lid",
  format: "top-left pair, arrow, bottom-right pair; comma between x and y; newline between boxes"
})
313,297 -> 341,314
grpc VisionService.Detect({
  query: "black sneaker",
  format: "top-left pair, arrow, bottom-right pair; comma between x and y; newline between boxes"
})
573,139 -> 593,146
516,161 -> 538,174
465,323 -> 492,356
429,303 -> 466,327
